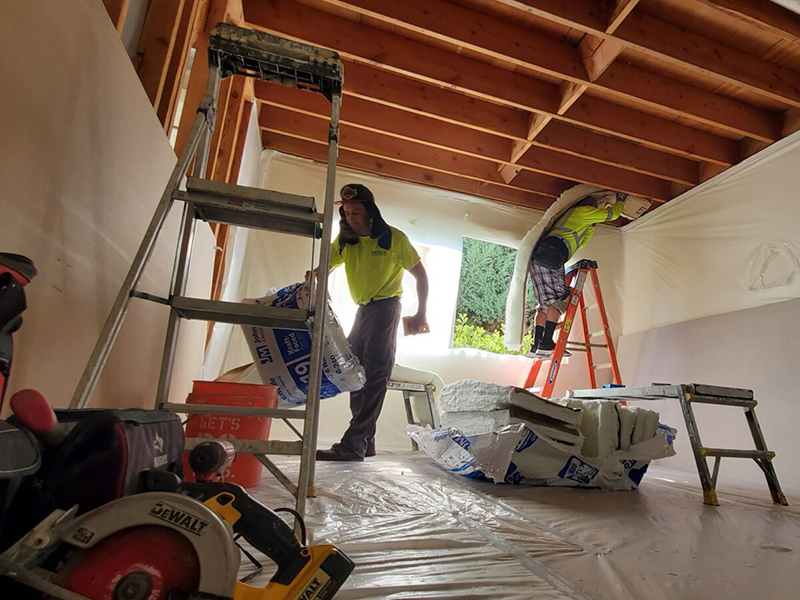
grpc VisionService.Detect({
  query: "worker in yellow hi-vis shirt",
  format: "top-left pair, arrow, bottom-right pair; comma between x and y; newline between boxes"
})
316,184 -> 429,462
528,191 -> 626,357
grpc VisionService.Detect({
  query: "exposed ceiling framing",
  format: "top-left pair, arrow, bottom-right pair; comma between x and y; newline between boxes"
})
243,0 -> 800,220
108,0 -> 800,221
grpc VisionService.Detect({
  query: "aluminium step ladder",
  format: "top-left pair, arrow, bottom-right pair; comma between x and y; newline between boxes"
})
567,384 -> 789,506
525,259 -> 622,398
69,24 -> 344,520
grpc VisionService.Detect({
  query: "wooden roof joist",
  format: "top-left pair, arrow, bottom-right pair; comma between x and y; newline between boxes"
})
692,0 -> 800,42
255,79 -> 698,186
311,0 -> 781,141
242,0 -> 739,166
261,131 -> 557,211
257,100 -> 671,201
491,0 -> 800,109
258,103 -> 570,196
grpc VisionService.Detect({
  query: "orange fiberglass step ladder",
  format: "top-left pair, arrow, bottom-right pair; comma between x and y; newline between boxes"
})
525,259 -> 622,398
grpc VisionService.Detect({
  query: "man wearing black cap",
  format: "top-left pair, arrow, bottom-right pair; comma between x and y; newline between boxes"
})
316,184 -> 429,461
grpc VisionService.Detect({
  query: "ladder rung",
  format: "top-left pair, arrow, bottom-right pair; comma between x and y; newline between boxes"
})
701,447 -> 775,460
172,296 -> 310,329
583,303 -> 598,311
589,331 -> 605,338
566,342 -> 608,349
687,395 -> 757,408
185,436 -> 303,456
162,402 -> 306,419
176,179 -> 323,238
592,363 -> 612,370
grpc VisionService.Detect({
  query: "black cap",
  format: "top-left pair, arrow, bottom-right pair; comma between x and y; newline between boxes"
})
339,183 -> 375,204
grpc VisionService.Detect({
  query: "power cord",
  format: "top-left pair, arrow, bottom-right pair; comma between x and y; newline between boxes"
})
274,507 -> 307,545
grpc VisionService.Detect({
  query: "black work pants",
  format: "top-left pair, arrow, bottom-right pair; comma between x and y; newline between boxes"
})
338,297 -> 401,457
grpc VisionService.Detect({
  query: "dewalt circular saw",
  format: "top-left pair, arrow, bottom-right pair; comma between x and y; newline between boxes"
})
0,440 -> 354,600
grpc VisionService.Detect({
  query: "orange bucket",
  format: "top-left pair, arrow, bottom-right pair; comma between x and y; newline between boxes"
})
183,380 -> 278,488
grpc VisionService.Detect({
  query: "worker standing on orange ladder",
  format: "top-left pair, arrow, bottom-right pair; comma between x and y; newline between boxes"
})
527,191 -> 626,357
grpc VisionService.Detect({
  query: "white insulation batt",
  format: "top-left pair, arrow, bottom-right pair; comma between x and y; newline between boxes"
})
423,380 -> 676,489
439,380 -> 584,448
441,410 -> 514,435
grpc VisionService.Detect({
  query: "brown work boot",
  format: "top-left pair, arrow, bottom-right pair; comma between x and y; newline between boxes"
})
316,445 -> 364,462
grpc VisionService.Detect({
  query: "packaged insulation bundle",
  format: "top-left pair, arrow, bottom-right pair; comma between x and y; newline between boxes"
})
415,380 -> 676,490
240,280 -> 365,406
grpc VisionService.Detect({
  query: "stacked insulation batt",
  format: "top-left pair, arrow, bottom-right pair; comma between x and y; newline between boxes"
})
564,399 -> 660,457
439,380 -> 584,448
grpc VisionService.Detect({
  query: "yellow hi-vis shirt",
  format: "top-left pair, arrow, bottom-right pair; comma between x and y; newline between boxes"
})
547,201 -> 624,258
329,226 -> 421,305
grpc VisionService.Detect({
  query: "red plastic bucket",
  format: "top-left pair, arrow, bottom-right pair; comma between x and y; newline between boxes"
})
183,380 -> 278,488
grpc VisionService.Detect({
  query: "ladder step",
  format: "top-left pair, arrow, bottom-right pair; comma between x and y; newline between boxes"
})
176,178 -> 323,238
592,363 -> 612,370
702,447 -> 776,460
687,395 -> 757,409
210,23 -> 343,91
687,383 -> 754,400
583,303 -> 598,311
701,447 -> 775,460
387,381 -> 427,392
589,331 -> 605,338
185,436 -> 303,456
565,259 -> 598,274
162,402 -> 306,419
171,296 -> 310,329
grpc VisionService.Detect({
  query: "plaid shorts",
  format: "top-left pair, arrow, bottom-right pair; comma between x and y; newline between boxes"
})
529,260 -> 569,313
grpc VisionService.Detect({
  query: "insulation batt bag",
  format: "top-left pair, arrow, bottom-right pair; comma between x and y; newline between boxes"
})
407,421 -> 677,490
241,281 -> 366,406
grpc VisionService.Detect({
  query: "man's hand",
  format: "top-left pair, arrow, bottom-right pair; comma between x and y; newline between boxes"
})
404,312 -> 430,336
305,267 -> 333,281
406,262 -> 430,335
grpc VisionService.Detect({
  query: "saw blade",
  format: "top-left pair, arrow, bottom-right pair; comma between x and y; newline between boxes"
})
57,526 -> 201,600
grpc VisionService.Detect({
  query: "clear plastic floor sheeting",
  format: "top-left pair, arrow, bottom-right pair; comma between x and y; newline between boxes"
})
245,454 -> 800,600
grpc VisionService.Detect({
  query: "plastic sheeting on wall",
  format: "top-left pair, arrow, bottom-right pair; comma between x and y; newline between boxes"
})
204,103 -> 261,380
1,0 -> 215,410
614,133 -> 800,337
